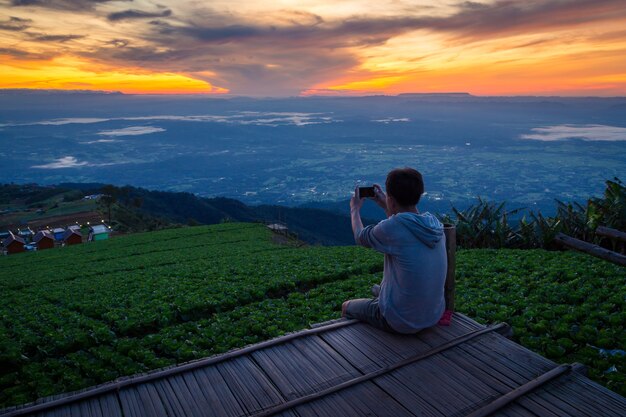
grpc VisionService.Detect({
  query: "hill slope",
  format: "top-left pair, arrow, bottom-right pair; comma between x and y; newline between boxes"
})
0,223 -> 623,409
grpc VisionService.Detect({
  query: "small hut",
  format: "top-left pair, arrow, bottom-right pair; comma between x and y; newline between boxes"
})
53,227 -> 65,241
34,230 -> 55,250
63,229 -> 82,246
3,232 -> 25,255
17,227 -> 34,243
88,224 -> 110,241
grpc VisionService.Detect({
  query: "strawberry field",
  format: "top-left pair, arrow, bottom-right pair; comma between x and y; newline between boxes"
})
0,223 -> 623,409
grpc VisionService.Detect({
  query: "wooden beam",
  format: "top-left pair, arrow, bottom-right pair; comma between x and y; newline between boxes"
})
596,226 -> 626,243
465,364 -> 573,417
555,233 -> 626,267
444,224 -> 456,312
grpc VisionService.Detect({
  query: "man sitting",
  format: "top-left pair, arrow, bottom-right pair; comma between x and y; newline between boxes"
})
342,167 -> 447,334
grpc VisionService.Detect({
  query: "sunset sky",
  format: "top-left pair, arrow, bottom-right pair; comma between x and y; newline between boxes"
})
1,0 -> 625,96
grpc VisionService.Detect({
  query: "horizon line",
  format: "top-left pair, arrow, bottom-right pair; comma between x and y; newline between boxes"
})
2,88 -> 626,100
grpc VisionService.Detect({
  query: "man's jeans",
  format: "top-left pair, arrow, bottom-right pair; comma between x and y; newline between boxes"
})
344,298 -> 397,333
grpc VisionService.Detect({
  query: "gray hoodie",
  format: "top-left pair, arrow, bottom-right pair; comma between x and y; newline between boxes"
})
358,212 -> 446,333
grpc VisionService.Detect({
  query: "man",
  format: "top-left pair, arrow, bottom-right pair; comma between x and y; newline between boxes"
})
342,167 -> 447,334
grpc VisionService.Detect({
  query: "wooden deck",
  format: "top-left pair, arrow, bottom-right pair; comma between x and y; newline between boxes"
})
1,313 -> 625,417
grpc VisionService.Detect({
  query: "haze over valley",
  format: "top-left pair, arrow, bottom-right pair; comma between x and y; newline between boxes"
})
1,91 -> 625,216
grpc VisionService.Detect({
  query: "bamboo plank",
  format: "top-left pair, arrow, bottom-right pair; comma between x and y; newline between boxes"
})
354,324 -> 446,359
536,376 -> 626,416
135,384 -> 164,417
252,336 -> 360,400
191,366 -> 245,417
450,340 -> 537,385
118,387 -> 144,417
292,381 -> 413,417
437,346 -> 523,389
568,376 -> 626,411
399,357 -> 498,410
368,374 -> 446,417
491,404 -> 541,417
152,378 -> 192,417
98,394 -> 123,417
320,327 -> 391,373
375,366 -> 469,415
217,356 -> 284,414
513,397 -> 571,417
34,395 -> 115,417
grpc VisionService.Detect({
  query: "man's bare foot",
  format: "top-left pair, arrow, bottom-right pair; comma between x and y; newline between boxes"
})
341,300 -> 350,317
371,284 -> 380,297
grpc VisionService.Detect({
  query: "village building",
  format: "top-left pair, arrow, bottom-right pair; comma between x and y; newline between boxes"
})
3,231 -> 25,255
17,227 -> 34,243
52,227 -> 66,241
88,224 -> 110,241
34,230 -> 55,250
63,229 -> 82,245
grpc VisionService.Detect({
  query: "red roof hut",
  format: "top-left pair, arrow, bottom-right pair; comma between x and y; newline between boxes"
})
34,230 -> 55,250
63,229 -> 82,246
3,232 -> 25,255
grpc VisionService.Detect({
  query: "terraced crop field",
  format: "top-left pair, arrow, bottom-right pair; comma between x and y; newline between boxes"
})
0,223 -> 623,409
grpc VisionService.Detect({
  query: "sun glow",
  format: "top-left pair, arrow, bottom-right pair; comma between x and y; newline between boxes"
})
0,56 -> 227,94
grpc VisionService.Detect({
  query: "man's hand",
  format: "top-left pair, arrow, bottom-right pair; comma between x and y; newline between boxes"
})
350,186 -> 364,212
372,184 -> 388,212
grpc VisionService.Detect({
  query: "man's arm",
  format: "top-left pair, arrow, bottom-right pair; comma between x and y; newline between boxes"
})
351,205 -> 364,243
350,186 -> 365,244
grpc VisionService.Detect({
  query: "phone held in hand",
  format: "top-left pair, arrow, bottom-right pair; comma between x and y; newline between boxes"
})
358,186 -> 375,198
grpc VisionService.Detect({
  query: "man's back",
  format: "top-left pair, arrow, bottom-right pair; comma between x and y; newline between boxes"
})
358,211 -> 447,333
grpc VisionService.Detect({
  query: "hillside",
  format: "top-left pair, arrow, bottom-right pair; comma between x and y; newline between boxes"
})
1,183 -> 376,245
0,223 -> 624,409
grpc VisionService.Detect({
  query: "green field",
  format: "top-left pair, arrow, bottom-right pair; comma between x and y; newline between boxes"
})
0,223 -> 623,408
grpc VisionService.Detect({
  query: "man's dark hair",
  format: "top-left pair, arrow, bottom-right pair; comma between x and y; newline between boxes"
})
386,167 -> 424,206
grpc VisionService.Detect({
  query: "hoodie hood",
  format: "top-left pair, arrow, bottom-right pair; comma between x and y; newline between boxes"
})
395,212 -> 444,248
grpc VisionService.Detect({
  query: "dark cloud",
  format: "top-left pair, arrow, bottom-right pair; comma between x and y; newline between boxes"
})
10,0 -> 129,11
181,24 -> 262,42
108,8 -> 172,22
172,0 -> 626,51
428,0 -> 626,39
0,46 -> 50,59
108,38 -> 129,47
0,15 -> 31,31
32,33 -> 83,42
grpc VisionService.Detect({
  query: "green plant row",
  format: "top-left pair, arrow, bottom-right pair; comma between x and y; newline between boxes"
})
0,224 -> 264,274
1,227 -> 381,363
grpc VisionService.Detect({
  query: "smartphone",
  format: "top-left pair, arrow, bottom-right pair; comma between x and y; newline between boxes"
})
358,186 -> 375,198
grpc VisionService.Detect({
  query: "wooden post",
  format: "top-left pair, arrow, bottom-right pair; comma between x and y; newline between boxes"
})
444,224 -> 456,312
555,233 -> 626,267
596,226 -> 626,243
